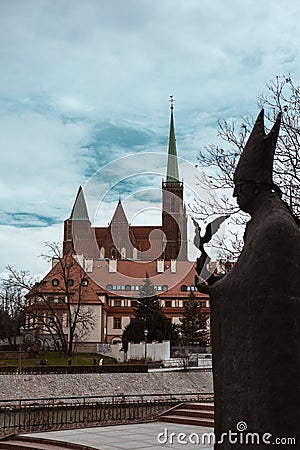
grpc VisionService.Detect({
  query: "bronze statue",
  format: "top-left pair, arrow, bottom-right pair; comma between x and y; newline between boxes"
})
197,110 -> 300,448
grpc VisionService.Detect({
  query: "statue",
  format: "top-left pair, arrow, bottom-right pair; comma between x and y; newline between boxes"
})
196,110 -> 300,448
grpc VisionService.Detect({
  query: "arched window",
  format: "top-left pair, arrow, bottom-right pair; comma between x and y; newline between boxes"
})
133,248 -> 138,259
111,249 -> 116,259
121,247 -> 126,259
100,247 -> 105,258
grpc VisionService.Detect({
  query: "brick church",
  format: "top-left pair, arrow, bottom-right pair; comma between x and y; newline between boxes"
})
27,101 -> 210,350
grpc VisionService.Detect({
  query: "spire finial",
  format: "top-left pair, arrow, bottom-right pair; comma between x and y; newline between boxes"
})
170,95 -> 175,110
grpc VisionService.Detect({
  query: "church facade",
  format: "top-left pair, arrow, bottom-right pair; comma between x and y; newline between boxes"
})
27,103 -> 210,350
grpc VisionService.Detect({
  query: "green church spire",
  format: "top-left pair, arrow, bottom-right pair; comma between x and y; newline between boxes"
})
166,95 -> 180,183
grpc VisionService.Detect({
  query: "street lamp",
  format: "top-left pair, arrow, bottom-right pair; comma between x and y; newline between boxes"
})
19,326 -> 24,374
144,329 -> 148,365
74,334 -> 78,366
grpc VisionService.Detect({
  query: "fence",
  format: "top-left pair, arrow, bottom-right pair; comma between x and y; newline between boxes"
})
0,392 -> 214,434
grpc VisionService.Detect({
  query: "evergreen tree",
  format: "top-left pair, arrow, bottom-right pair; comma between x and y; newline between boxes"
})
179,292 -> 208,346
122,275 -> 178,351
134,273 -> 161,320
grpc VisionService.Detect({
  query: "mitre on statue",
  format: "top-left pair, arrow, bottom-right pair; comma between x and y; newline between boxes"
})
233,109 -> 281,185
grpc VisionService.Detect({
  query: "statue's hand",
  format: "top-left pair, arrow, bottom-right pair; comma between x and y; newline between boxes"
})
195,275 -> 212,295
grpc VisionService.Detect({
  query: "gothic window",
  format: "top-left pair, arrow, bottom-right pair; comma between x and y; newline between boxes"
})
171,196 -> 176,211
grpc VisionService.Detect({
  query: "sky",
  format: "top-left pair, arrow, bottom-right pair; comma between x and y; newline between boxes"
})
1,0 -> 300,277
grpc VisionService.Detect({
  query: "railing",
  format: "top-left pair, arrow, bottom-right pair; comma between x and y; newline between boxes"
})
0,392 -> 214,434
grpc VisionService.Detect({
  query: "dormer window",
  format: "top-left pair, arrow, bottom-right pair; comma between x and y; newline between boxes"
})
52,279 -> 59,286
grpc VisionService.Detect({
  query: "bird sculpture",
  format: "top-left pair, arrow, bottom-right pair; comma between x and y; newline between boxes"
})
192,215 -> 229,286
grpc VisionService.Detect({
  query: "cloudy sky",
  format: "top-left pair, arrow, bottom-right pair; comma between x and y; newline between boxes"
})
1,0 -> 300,276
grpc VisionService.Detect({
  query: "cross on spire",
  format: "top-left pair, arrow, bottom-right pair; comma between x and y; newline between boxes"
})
170,95 -> 175,110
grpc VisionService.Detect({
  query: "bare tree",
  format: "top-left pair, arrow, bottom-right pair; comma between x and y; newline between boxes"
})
0,279 -> 25,350
193,74 -> 300,258
6,242 -> 95,357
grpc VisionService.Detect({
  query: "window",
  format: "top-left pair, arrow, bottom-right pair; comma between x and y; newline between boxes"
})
162,285 -> 168,292
165,301 -> 171,307
82,279 -> 88,286
114,317 -> 121,329
67,279 -> 74,286
181,285 -> 187,292
125,285 -> 131,291
183,301 -> 188,308
52,279 -> 59,286
111,249 -> 116,259
106,284 -> 113,291
115,300 -> 121,307
131,300 -> 138,307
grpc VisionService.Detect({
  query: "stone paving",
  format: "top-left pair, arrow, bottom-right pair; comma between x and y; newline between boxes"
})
22,422 -> 214,449
0,370 -> 213,401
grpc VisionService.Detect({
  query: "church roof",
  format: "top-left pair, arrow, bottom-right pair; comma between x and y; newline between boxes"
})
166,97 -> 180,183
110,200 -> 129,225
69,186 -> 90,221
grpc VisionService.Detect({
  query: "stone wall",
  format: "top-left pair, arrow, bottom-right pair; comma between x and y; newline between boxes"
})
0,370 -> 213,402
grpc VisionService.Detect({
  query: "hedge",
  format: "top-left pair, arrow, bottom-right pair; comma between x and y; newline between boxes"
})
0,364 -> 148,375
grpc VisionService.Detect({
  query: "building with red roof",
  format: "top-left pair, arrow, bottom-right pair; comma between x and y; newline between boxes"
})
27,100 -> 210,351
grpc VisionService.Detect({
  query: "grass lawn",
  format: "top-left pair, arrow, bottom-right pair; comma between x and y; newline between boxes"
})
1,351 -> 116,367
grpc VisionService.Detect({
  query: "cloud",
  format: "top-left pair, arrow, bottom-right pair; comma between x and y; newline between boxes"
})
1,0 -> 300,275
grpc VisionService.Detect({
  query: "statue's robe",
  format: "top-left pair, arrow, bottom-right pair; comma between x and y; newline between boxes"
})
210,194 -> 300,449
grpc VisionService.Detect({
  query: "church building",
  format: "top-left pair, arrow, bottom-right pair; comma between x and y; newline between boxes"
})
27,101 -> 210,350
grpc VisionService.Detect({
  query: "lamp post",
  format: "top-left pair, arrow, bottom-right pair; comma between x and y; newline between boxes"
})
144,329 -> 148,365
19,326 -> 24,374
74,333 -> 78,366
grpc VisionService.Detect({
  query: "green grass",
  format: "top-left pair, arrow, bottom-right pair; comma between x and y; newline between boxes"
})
0,351 -> 116,367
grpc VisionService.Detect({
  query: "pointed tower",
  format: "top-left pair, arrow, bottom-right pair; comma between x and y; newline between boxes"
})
101,200 -> 138,260
63,186 -> 95,257
162,97 -> 188,261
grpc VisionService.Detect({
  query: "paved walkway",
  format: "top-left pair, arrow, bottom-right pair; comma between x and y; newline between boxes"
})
22,422 -> 214,449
